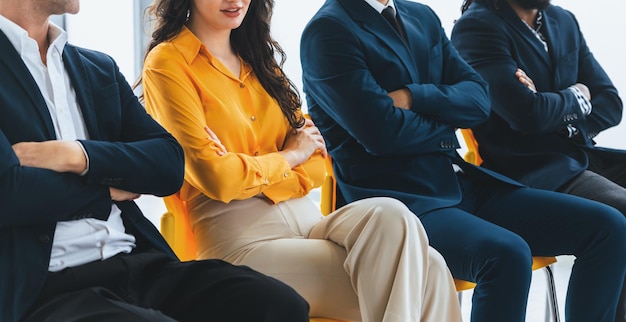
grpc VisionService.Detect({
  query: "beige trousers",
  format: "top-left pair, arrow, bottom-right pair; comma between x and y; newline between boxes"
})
188,195 -> 461,322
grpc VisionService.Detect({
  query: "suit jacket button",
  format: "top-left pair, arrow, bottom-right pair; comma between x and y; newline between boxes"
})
38,234 -> 51,243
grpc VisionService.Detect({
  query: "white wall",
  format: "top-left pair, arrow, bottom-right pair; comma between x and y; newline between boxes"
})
66,1 -> 136,83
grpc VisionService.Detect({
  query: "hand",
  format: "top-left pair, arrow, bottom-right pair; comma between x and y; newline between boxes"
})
205,126 -> 227,156
387,87 -> 412,110
516,68 -> 537,93
109,187 -> 140,201
573,83 -> 591,101
12,140 -> 87,174
280,118 -> 327,168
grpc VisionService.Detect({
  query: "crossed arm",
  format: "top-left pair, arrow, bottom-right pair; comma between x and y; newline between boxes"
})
12,140 -> 138,201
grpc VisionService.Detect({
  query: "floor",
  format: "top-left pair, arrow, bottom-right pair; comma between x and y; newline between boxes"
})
136,194 -> 574,322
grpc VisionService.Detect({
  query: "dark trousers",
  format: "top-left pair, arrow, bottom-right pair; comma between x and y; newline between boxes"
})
22,249 -> 309,322
558,154 -> 626,322
420,173 -> 626,322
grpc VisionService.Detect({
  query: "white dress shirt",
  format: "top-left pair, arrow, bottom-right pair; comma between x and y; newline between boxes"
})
0,15 -> 136,272
364,0 -> 396,14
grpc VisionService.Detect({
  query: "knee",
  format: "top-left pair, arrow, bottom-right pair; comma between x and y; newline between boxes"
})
474,236 -> 532,282
360,197 -> 417,222
363,197 -> 426,234
593,204 -> 626,252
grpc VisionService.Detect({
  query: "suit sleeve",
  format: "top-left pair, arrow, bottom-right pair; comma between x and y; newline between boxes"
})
143,60 -> 324,204
78,57 -> 184,197
0,128 -> 114,227
301,15 -> 487,157
0,53 -> 180,228
451,14 -> 621,137
571,17 -> 622,139
404,9 -> 491,128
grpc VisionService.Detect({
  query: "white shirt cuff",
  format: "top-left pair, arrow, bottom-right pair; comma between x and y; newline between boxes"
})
568,85 -> 592,115
75,141 -> 90,176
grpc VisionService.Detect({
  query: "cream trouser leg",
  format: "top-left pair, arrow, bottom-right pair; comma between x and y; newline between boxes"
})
188,196 -> 461,322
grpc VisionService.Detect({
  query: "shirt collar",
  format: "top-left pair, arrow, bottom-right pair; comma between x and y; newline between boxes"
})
171,25 -> 252,81
0,13 -> 67,57
364,0 -> 396,14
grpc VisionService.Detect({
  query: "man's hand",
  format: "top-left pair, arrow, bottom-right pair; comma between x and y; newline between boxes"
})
516,68 -> 537,93
573,83 -> 591,101
109,187 -> 140,201
12,140 -> 87,175
388,87 -> 412,110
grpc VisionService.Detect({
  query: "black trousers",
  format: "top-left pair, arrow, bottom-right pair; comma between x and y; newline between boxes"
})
558,152 -> 626,322
22,249 -> 309,322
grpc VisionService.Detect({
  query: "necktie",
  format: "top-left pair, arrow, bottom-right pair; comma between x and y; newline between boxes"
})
381,6 -> 405,39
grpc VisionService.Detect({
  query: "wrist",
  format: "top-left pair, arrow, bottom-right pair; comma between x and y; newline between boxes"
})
68,141 -> 89,175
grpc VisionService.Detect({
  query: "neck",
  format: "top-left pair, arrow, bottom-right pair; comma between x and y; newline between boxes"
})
0,3 -> 51,62
507,0 -> 538,28
186,21 -> 236,60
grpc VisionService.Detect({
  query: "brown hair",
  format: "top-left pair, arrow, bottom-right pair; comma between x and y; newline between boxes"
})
137,0 -> 304,128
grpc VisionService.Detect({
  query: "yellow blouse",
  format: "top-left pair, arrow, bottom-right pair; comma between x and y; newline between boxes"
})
143,26 -> 325,204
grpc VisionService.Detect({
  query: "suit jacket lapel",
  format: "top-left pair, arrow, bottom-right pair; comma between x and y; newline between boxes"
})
500,3 -> 552,69
0,31 -> 56,138
396,2 -> 429,82
540,9 -> 560,72
63,45 -> 100,140
338,0 -> 420,83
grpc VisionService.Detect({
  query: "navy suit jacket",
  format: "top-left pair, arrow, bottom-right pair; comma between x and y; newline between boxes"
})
0,31 -> 184,322
451,0 -> 625,190
301,0 -> 522,216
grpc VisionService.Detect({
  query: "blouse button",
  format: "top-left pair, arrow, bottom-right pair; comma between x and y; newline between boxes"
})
250,116 -> 256,121
239,83 -> 245,88
254,151 -> 259,156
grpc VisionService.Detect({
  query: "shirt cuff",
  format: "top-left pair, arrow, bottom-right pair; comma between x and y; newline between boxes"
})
568,85 -> 592,115
565,124 -> 579,138
75,141 -> 90,176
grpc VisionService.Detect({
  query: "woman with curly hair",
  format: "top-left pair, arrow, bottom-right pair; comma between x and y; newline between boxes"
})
140,0 -> 462,321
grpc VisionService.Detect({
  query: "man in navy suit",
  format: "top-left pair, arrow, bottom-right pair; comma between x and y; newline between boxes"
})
451,0 -> 626,320
0,0 -> 309,321
301,0 -> 626,320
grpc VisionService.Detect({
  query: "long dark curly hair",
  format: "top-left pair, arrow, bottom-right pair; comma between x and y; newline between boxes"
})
137,0 -> 304,128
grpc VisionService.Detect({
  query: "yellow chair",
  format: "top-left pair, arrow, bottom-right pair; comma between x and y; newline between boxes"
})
160,194 -> 196,262
160,194 -> 347,321
459,128 -> 560,322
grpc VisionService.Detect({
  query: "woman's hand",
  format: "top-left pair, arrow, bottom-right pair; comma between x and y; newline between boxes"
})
279,118 -> 327,168
205,126 -> 227,156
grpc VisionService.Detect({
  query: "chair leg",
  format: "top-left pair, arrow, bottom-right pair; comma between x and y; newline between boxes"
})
543,265 -> 560,322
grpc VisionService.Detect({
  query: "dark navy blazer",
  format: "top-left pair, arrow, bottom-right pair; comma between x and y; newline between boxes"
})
0,31 -> 184,322
452,0 -> 624,190
301,0 -> 522,216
